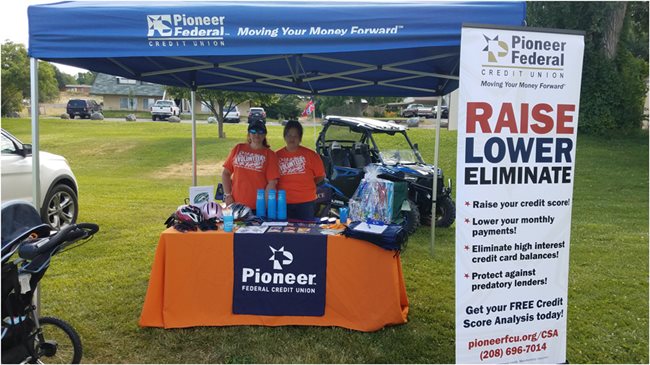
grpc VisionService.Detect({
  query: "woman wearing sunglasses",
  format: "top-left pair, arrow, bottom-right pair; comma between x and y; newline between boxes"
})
222,120 -> 279,210
276,120 -> 325,220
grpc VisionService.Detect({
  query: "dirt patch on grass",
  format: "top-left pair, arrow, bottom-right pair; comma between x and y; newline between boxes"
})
153,160 -> 224,179
80,142 -> 137,156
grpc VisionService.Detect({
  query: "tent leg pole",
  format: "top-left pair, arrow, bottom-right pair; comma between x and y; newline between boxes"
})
430,96 -> 442,256
30,57 -> 42,319
191,90 -> 197,186
312,98 -> 316,142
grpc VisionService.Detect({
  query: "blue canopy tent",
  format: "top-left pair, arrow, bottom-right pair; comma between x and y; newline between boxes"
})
27,0 -> 526,247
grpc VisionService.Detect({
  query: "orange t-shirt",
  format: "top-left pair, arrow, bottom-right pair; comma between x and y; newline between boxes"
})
276,146 -> 326,204
223,143 -> 280,208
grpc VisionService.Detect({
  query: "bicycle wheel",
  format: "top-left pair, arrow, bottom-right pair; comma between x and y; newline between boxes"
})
35,317 -> 83,364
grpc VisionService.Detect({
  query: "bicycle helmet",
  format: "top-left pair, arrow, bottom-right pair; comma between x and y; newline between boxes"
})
227,203 -> 252,220
201,202 -> 223,220
175,205 -> 203,224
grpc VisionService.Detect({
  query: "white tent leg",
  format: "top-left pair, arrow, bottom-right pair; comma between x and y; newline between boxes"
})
191,90 -> 197,186
30,58 -> 41,211
30,57 -> 42,318
430,95 -> 442,255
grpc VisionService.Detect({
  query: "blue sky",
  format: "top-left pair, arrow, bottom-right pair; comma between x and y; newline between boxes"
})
3,0 -> 89,75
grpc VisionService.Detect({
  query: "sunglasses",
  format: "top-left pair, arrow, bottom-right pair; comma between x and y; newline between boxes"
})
248,129 -> 266,134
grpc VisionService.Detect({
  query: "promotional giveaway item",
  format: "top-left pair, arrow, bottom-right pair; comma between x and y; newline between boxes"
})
343,221 -> 407,252
223,208 -> 234,232
256,189 -> 266,218
349,165 -> 394,224
189,185 -> 214,208
277,190 -> 287,221
215,183 -> 225,201
339,207 -> 349,224
267,189 -> 277,220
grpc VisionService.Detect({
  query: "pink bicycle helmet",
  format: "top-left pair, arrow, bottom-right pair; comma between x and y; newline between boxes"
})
201,202 -> 223,220
175,205 -> 203,224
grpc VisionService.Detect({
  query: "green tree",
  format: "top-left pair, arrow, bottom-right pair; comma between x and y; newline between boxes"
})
54,67 -> 78,90
1,41 -> 60,116
623,2 -> 649,61
37,62 -> 60,103
265,95 -> 301,120
76,71 -> 97,85
166,87 -> 255,138
365,97 -> 402,106
315,96 -> 348,116
527,2 -> 649,134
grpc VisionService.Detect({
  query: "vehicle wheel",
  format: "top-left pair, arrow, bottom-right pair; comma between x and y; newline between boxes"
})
41,184 -> 78,229
69,115 -> 74,119
422,195 -> 456,227
402,199 -> 421,235
35,317 -> 83,364
152,115 -> 157,121
436,195 -> 455,227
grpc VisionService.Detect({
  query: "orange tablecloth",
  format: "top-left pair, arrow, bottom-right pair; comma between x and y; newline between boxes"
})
139,228 -> 408,332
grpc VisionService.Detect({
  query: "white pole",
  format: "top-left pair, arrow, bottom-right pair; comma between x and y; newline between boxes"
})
191,90 -> 197,186
30,58 -> 41,213
30,57 -> 42,318
430,96 -> 442,255
312,99 -> 316,142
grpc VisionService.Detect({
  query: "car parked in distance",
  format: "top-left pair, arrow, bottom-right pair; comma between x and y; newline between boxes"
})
66,99 -> 102,119
433,105 -> 449,119
248,107 -> 267,124
223,106 -> 241,123
400,104 -> 433,118
150,100 -> 180,121
1,129 -> 79,229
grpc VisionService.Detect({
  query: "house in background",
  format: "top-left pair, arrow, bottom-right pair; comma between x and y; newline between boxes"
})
64,84 -> 91,95
91,73 -> 165,112
90,73 -> 253,116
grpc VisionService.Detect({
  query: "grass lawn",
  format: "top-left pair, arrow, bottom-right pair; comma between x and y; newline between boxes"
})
2,118 -> 647,363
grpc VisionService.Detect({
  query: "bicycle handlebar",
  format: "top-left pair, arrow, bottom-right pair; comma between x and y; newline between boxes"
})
18,223 -> 99,260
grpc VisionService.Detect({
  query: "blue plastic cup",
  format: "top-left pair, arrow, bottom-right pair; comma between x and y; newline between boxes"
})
223,214 -> 234,232
339,207 -> 349,224
277,190 -> 287,221
256,189 -> 266,218
267,189 -> 277,220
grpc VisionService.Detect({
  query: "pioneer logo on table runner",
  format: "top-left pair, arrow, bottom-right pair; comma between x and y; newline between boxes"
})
233,233 -> 327,316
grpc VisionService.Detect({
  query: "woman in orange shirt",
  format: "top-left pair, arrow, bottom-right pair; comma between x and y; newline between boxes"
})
222,121 -> 279,212
276,120 -> 326,220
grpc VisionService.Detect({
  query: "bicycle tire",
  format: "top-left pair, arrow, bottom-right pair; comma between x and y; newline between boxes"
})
35,316 -> 83,364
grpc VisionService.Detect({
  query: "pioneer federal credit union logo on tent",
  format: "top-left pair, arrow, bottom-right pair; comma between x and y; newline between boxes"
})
233,233 -> 327,316
146,13 -> 227,48
147,15 -> 173,37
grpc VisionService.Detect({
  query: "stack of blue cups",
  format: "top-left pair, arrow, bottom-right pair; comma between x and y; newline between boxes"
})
256,189 -> 266,218
267,190 -> 277,220
277,190 -> 287,221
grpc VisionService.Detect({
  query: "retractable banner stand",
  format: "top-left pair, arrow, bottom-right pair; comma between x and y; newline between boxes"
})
455,25 -> 584,363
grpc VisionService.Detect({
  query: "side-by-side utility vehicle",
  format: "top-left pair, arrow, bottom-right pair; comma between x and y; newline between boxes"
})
315,116 -> 455,232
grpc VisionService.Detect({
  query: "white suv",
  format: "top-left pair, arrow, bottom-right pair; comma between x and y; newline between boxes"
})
1,129 -> 79,229
223,105 -> 241,123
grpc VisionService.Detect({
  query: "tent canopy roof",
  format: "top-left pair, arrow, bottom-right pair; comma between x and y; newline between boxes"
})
28,1 -> 526,96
